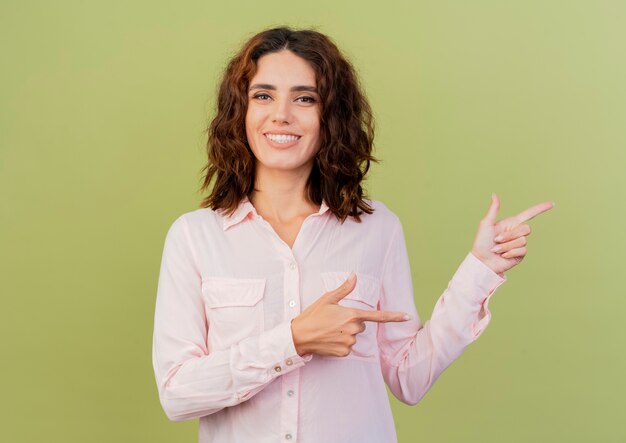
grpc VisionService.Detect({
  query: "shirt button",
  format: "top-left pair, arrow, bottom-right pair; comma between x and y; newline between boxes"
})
274,365 -> 282,373
288,300 -> 296,308
285,358 -> 293,366
289,261 -> 296,270
287,390 -> 294,397
285,434 -> 292,440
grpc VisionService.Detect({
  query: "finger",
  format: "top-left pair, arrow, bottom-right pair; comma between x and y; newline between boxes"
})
324,272 -> 357,304
501,247 -> 527,259
340,323 -> 364,335
482,192 -> 500,225
494,223 -> 531,243
511,201 -> 555,225
491,236 -> 527,253
353,308 -> 410,323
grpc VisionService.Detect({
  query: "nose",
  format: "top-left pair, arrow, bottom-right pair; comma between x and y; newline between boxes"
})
271,98 -> 292,124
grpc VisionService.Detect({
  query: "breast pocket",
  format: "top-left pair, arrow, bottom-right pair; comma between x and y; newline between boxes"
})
201,277 -> 266,350
320,271 -> 381,359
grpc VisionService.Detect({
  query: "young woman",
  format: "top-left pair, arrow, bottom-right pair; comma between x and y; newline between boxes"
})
152,27 -> 554,443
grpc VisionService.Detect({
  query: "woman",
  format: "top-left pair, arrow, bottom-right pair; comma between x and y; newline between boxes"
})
152,27 -> 554,443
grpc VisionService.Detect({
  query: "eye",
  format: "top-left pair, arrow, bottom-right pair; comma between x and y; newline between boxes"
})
252,93 -> 272,101
296,96 -> 316,104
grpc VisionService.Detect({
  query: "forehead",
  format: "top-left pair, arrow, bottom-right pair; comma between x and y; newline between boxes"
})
251,50 -> 316,86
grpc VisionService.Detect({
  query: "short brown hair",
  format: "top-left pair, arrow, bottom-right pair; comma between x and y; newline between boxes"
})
199,27 -> 378,222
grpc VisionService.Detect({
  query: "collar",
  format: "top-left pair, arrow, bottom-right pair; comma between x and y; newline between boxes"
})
221,196 -> 330,231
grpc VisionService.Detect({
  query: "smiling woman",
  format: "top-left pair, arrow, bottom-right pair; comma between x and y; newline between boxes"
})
199,27 -> 376,223
152,26 -> 553,443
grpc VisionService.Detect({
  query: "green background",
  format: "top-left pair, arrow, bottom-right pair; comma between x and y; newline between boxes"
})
2,0 -> 624,441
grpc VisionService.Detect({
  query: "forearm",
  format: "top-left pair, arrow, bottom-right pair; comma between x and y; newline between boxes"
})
379,252 -> 507,405
154,320 -> 311,421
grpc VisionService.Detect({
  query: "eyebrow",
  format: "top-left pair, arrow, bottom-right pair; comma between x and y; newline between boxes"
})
249,83 -> 318,93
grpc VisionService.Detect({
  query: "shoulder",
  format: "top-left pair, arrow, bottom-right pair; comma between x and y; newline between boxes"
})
361,199 -> 402,229
163,207 -> 221,238
177,207 -> 219,225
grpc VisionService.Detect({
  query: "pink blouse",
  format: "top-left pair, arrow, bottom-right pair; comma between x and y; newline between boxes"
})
152,197 -> 507,443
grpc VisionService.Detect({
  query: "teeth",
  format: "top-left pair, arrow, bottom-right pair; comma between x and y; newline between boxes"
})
265,133 -> 300,143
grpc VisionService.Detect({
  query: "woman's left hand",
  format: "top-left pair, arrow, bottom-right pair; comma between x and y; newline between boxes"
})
471,193 -> 555,275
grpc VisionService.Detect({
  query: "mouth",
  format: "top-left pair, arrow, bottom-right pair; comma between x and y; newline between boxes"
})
264,133 -> 302,144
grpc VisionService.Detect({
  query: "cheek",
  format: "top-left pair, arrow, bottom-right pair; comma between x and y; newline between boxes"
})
305,114 -> 321,139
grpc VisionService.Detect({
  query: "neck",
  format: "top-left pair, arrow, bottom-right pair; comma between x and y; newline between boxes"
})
249,164 -> 319,223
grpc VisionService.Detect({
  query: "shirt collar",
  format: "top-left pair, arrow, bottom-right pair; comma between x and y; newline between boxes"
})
221,196 -> 330,231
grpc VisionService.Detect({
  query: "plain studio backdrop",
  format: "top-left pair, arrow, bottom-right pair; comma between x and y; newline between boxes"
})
1,1 -> 623,442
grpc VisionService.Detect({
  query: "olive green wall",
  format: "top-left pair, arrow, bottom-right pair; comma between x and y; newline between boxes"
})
1,1 -> 623,441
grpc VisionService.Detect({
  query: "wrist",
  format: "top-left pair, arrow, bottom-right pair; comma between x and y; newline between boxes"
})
290,318 -> 308,356
470,250 -> 506,277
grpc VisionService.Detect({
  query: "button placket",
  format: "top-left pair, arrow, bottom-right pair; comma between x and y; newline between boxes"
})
281,371 -> 300,440
281,253 -> 301,442
286,257 -> 300,312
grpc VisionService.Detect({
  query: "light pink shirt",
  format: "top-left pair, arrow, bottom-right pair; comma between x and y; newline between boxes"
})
152,197 -> 507,443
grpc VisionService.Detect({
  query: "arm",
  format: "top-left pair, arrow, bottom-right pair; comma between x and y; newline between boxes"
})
378,193 -> 553,405
152,215 -> 311,421
377,219 -> 506,405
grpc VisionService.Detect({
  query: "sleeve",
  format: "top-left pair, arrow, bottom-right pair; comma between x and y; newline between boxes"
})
152,215 -> 312,421
377,217 -> 507,406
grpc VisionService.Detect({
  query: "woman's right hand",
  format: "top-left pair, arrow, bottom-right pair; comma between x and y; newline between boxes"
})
290,273 -> 411,357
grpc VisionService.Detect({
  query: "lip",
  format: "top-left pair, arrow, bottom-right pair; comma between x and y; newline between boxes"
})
263,130 -> 302,136
263,132 -> 302,149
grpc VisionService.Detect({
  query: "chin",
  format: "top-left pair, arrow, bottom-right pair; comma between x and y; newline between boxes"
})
257,159 -> 312,174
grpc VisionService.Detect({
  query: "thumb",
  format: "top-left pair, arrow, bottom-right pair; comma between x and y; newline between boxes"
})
482,192 -> 500,225
324,272 -> 357,304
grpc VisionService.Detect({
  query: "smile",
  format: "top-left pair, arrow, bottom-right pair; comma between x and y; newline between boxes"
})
264,133 -> 301,144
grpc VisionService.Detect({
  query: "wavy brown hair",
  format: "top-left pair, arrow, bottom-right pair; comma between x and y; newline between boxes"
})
199,27 -> 378,223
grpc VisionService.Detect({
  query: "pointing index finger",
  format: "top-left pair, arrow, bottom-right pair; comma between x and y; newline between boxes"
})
511,201 -> 555,225
354,308 -> 410,323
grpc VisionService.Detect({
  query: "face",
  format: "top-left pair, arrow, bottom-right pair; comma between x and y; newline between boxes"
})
245,50 -> 321,178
